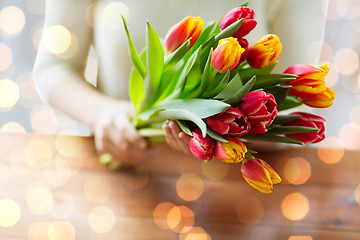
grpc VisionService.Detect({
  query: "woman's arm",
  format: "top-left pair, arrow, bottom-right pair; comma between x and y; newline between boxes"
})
33,0 -> 155,164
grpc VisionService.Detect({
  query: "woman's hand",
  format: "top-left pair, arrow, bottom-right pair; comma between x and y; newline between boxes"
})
163,121 -> 191,154
93,101 -> 156,165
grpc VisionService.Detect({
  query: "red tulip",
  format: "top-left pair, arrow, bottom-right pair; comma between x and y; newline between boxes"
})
214,137 -> 247,163
241,158 -> 281,193
206,107 -> 250,136
189,128 -> 214,161
283,112 -> 326,144
284,64 -> 335,108
164,16 -> 204,53
211,37 -> 244,73
238,91 -> 278,134
219,6 -> 257,38
238,38 -> 249,63
247,34 -> 282,69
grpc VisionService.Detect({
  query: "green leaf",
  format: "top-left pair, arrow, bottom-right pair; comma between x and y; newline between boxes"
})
238,62 -> 277,82
215,72 -> 243,100
164,40 -> 190,70
252,74 -> 297,90
206,128 -> 228,142
141,21 -> 164,110
265,85 -> 291,104
155,109 -> 208,137
272,114 -> 301,125
224,75 -> 255,106
267,126 -> 319,134
214,19 -> 243,43
176,120 -> 193,136
239,134 -> 304,145
155,99 -> 230,118
121,14 -> 146,78
129,49 -> 146,113
278,96 -> 303,111
183,47 -> 203,97
196,49 -> 216,97
202,71 -> 230,98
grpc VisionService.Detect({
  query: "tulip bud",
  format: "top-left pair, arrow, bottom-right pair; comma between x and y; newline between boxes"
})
219,6 -> 257,38
247,34 -> 282,69
283,112 -> 326,144
189,128 -> 214,161
211,37 -> 244,73
284,64 -> 335,108
238,38 -> 249,63
206,107 -> 250,136
164,16 -> 204,53
241,158 -> 281,193
214,137 -> 247,163
238,91 -> 278,134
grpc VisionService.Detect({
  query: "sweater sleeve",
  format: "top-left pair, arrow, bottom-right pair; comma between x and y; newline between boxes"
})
33,0 -> 94,104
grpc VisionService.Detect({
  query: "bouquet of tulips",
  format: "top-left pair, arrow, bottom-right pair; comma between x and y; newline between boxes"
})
121,2 -> 335,193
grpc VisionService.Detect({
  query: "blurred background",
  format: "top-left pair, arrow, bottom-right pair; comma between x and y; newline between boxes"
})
0,0 -> 359,149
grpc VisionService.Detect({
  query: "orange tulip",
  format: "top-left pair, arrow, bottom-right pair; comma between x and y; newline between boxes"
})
214,136 -> 247,163
246,34 -> 282,69
284,64 -> 335,108
241,158 -> 281,193
164,16 -> 204,53
211,37 -> 244,73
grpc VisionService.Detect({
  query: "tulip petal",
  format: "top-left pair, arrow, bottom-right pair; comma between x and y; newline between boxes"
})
241,159 -> 273,193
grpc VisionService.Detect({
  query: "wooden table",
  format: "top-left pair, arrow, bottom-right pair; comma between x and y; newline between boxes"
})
0,133 -> 359,240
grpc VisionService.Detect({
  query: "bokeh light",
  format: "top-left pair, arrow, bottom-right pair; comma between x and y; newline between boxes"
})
201,160 -> 229,180
26,186 -> 54,215
26,0 -> 45,15
355,184 -> 360,205
28,222 -> 51,240
179,227 -> 212,240
0,43 -> 12,71
0,121 -> 25,133
236,197 -> 264,225
0,6 -> 26,36
339,123 -> 360,150
283,157 -> 312,185
317,136 -> 344,164
48,221 -> 76,240
55,134 -> 83,157
288,236 -> 313,240
281,193 -> 310,221
102,2 -> 130,29
83,176 -> 112,204
333,48 -> 359,75
43,25 -> 72,54
25,139 -> 54,168
0,199 -> 21,227
176,173 -> 204,202
167,205 -> 194,233
0,78 -> 20,108
30,107 -> 59,133
153,202 -> 177,230
88,206 -> 116,233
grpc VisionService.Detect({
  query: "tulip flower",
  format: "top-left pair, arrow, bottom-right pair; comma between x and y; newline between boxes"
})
211,37 -> 244,73
219,6 -> 257,38
164,16 -> 204,53
284,64 -> 335,108
238,38 -> 249,63
283,112 -> 325,144
206,107 -> 250,136
238,91 -> 278,134
241,158 -> 281,193
214,137 -> 247,163
189,128 -> 214,161
247,34 -> 282,69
